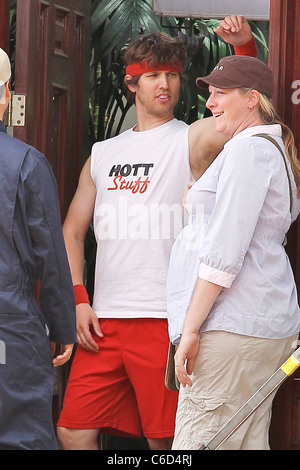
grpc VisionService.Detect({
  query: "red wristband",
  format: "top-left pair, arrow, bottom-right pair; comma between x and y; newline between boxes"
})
234,35 -> 257,57
74,284 -> 90,306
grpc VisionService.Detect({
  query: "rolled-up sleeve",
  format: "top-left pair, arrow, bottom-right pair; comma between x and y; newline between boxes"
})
197,142 -> 272,287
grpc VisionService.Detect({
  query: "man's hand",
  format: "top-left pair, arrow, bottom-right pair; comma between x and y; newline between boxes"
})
52,343 -> 74,367
76,303 -> 103,352
214,15 -> 253,46
182,181 -> 195,210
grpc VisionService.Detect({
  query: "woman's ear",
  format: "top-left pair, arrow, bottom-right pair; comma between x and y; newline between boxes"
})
247,89 -> 260,109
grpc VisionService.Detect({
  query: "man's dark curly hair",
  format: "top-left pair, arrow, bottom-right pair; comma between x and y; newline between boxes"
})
124,32 -> 187,103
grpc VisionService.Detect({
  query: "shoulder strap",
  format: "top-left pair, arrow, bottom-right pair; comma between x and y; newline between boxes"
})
253,133 -> 293,214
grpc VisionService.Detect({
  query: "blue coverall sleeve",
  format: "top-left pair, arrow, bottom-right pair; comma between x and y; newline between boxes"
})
23,150 -> 76,344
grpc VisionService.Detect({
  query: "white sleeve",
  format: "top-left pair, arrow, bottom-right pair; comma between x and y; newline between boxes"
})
198,141 -> 272,287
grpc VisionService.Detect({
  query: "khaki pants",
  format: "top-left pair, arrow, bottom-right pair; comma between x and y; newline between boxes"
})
172,331 -> 298,450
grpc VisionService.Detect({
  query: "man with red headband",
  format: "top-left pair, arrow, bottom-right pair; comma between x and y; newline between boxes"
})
57,16 -> 257,450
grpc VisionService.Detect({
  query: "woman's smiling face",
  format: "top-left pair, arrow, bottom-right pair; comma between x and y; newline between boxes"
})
206,86 -> 263,138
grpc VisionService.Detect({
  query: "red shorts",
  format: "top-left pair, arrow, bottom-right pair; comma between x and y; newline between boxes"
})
57,318 -> 178,439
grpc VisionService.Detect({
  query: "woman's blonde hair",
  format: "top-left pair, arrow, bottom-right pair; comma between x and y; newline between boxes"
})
240,87 -> 300,198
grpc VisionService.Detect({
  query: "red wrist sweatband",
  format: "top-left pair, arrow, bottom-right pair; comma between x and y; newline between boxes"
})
74,284 -> 90,306
234,35 -> 257,57
126,60 -> 182,77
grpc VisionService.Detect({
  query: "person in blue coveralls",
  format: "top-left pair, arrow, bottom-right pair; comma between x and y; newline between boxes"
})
0,48 -> 76,450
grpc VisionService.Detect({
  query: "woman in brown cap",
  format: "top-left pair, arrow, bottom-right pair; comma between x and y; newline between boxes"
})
167,55 -> 300,450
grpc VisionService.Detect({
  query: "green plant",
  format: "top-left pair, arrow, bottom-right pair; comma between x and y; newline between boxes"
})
90,2 -> 228,141
90,1 -> 268,143
90,0 -> 174,142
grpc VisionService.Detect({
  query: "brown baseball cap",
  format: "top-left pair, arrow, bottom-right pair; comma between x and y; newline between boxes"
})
0,48 -> 11,86
196,55 -> 274,98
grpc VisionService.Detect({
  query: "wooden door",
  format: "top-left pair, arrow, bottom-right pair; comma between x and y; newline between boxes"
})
0,0 -> 10,51
268,0 -> 300,450
14,0 -> 91,219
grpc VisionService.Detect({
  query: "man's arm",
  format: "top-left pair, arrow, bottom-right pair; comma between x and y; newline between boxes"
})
189,117 -> 228,180
214,15 -> 257,55
63,157 -> 95,284
63,156 -> 103,352
189,16 -> 257,179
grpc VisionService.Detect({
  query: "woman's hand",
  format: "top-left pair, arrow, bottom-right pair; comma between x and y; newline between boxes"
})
174,331 -> 199,387
174,278 -> 223,387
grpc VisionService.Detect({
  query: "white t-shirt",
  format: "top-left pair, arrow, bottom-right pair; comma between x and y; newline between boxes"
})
91,118 -> 191,318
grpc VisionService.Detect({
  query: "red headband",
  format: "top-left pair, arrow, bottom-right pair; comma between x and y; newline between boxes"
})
126,60 -> 182,77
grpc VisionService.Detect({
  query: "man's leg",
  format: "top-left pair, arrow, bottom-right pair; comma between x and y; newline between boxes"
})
123,319 -> 178,447
57,429 -> 173,451
57,427 -> 99,450
57,319 -> 143,449
147,437 -> 173,450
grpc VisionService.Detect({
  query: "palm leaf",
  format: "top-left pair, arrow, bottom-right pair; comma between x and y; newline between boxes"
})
90,0 -> 269,139
92,0 -> 164,60
91,0 -> 123,34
